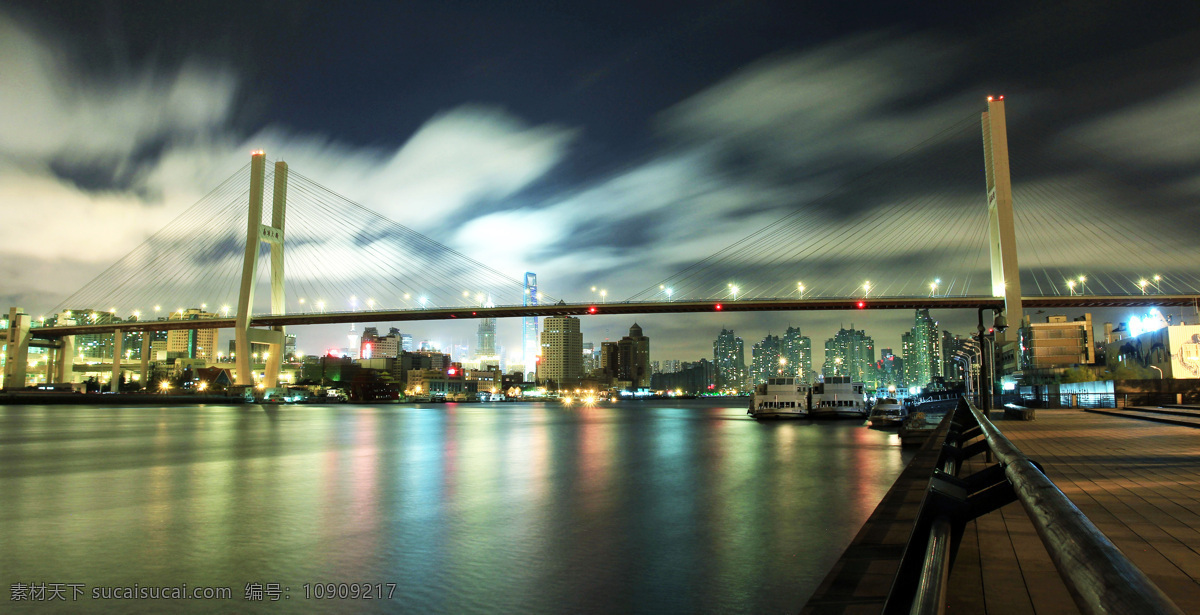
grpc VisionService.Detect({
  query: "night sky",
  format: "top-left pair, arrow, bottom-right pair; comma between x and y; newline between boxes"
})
2,1 -> 1198,363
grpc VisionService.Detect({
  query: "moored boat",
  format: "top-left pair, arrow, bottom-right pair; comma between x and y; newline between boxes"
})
809,376 -> 868,419
868,397 -> 906,428
748,377 -> 810,419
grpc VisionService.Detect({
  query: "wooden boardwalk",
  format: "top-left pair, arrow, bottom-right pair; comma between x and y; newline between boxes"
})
949,409 -> 1200,613
805,409 -> 1200,614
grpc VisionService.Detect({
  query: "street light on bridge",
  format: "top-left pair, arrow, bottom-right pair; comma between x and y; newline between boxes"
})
1153,274 -> 1162,293
863,281 -> 871,298
728,284 -> 739,301
1139,279 -> 1149,295
1067,280 -> 1077,296
930,278 -> 940,297
1078,275 -> 1087,295
798,282 -> 805,300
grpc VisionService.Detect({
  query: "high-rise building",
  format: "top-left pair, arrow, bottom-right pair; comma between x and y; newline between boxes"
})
374,334 -> 401,359
581,342 -> 597,375
900,332 -> 916,386
822,326 -> 876,386
522,272 -> 539,367
54,309 -> 119,359
904,309 -> 943,388
167,308 -> 219,361
538,316 -> 582,386
750,334 -> 782,385
660,359 -> 682,374
477,296 -> 497,358
876,347 -> 905,392
781,326 -> 813,383
284,334 -> 297,360
713,328 -> 746,391
401,333 -> 414,352
600,342 -> 618,378
616,323 -> 651,388
360,327 -> 379,359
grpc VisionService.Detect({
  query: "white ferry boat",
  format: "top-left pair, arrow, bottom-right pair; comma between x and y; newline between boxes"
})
809,376 -> 868,419
748,377 -> 811,419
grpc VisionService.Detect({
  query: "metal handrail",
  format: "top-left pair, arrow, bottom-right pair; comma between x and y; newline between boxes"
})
965,402 -> 1182,615
892,399 -> 1183,615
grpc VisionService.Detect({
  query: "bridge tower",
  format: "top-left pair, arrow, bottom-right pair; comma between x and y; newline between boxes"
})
982,97 -> 1023,329
234,151 -> 288,388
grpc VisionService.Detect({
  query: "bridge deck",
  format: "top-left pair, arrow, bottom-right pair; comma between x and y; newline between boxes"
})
803,409 -> 1200,614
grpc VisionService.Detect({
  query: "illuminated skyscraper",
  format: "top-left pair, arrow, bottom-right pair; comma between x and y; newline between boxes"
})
904,309 -> 942,387
781,325 -> 812,383
522,272 -> 539,366
822,326 -> 876,385
539,315 -> 582,386
476,295 -> 497,357
167,308 -> 219,361
750,334 -> 782,385
616,323 -> 651,388
713,328 -> 746,390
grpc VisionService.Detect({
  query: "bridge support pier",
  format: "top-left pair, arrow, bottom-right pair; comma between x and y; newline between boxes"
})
110,330 -> 123,393
3,308 -> 31,389
140,334 -> 151,389
55,335 -> 75,384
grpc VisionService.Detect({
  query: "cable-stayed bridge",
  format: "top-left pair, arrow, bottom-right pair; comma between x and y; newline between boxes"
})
5,98 -> 1199,389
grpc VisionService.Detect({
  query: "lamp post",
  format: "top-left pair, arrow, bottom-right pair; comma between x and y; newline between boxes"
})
1150,365 -> 1163,380
863,281 -> 871,298
797,282 -> 805,300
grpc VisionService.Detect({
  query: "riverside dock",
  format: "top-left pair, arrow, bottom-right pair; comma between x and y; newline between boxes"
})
804,407 -> 1200,614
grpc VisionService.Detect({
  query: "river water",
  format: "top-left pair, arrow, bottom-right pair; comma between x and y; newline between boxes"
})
0,399 -> 913,613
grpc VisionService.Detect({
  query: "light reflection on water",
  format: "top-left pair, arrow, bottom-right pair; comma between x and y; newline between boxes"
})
0,401 -> 913,614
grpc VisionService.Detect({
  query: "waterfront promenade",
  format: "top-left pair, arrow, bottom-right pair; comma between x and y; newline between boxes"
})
805,408 -> 1200,614
948,409 -> 1200,613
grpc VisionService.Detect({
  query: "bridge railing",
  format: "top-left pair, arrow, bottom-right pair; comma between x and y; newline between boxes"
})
884,397 -> 1182,615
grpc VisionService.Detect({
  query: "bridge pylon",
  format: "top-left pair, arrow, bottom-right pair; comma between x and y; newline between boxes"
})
982,97 -> 1023,332
234,151 -> 288,388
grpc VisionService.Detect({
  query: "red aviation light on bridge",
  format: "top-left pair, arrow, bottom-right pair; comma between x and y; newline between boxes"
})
715,304 -> 723,311
472,311 -> 477,315
857,301 -> 865,309
588,306 -> 597,314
